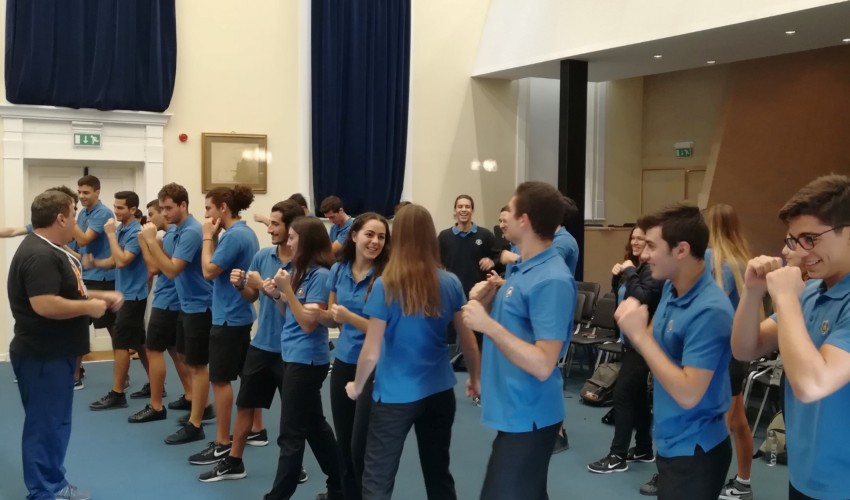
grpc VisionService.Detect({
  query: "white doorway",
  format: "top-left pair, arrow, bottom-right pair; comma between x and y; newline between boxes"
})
26,161 -> 140,352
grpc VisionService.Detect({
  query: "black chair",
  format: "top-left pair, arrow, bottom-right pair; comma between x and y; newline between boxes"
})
578,281 -> 602,300
563,297 -> 619,378
577,289 -> 596,326
559,293 -> 586,387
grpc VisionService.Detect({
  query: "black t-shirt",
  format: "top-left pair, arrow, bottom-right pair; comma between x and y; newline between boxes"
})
8,233 -> 90,358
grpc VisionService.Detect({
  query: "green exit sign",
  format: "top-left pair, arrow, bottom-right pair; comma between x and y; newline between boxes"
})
675,148 -> 692,158
74,133 -> 101,147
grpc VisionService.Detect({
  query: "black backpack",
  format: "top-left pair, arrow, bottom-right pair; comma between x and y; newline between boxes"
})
580,361 -> 620,406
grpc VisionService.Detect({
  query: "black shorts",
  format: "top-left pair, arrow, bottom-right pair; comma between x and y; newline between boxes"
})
177,309 -> 212,366
85,280 -> 116,329
209,324 -> 252,383
145,308 -> 180,352
235,345 -> 284,409
112,299 -> 147,350
656,437 -> 732,500
729,359 -> 748,397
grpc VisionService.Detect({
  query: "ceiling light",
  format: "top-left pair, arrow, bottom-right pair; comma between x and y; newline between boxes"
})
785,30 -> 797,35
706,60 -> 716,64
843,38 -> 850,43
653,54 -> 663,59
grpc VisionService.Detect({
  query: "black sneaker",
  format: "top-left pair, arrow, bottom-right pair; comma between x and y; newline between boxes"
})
129,383 -> 167,399
89,391 -> 128,411
167,394 -> 192,411
165,422 -> 205,445
79,366 -> 86,379
178,404 -> 216,424
552,431 -> 569,454
587,453 -> 628,474
299,468 -> 308,484
719,477 -> 753,500
246,429 -> 269,447
199,457 -> 246,482
189,441 -> 233,465
73,379 -> 84,391
128,404 -> 167,423
640,473 -> 659,496
626,447 -> 655,463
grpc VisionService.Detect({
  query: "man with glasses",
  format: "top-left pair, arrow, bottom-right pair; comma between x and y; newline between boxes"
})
731,174 -> 850,500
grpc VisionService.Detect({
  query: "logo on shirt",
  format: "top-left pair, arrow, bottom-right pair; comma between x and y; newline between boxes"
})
667,320 -> 674,333
296,287 -> 305,297
821,320 -> 829,335
504,287 -> 513,298
475,239 -> 482,246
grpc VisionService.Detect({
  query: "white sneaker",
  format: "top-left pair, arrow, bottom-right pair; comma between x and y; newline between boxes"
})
55,484 -> 91,500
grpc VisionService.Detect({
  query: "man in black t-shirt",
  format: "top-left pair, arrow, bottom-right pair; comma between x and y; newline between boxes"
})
8,190 -> 123,500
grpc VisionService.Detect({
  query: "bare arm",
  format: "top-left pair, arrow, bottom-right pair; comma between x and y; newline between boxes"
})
73,225 -> 98,246
350,317 -> 386,395
30,295 -> 104,320
316,292 -> 341,329
331,240 -> 344,256
137,235 -> 161,275
731,256 -> 782,360
0,226 -> 28,238
142,231 -> 188,279
499,249 -> 520,266
201,239 -> 224,280
454,311 -> 481,390
105,229 -> 136,268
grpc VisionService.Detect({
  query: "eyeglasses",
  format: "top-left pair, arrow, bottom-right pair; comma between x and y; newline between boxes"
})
784,225 -> 848,251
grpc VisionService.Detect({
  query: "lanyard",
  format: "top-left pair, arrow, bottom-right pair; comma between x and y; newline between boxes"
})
32,232 -> 89,298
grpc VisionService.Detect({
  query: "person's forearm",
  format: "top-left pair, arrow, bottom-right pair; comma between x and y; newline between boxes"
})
31,296 -> 97,319
353,342 -> 380,393
774,294 -> 825,402
500,249 -> 519,265
93,256 -> 116,269
316,309 -> 339,328
480,318 -> 558,381
731,288 -> 774,360
144,239 -> 181,279
632,335 -> 706,409
106,232 -> 132,268
283,288 -> 319,332
457,319 -> 481,383
201,239 -> 219,280
238,285 -> 260,303
73,225 -> 92,246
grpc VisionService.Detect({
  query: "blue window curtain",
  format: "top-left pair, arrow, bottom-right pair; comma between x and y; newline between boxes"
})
311,0 -> 411,217
5,0 -> 177,112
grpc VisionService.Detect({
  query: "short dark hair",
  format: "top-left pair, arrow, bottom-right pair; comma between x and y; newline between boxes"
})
48,186 -> 79,205
158,183 -> 189,207
115,191 -> 140,210
31,190 -> 74,229
206,185 -> 255,216
320,195 -> 343,214
271,199 -> 304,231
454,195 -> 474,210
77,175 -> 101,191
499,205 -> 510,213
562,196 -> 579,227
146,199 -> 160,211
288,193 -> 309,211
778,174 -> 850,230
513,182 -> 565,240
638,204 -> 708,259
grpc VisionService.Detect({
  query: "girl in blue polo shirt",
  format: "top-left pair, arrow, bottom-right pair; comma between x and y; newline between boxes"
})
266,216 -> 342,500
315,212 -> 390,500
345,204 -> 481,500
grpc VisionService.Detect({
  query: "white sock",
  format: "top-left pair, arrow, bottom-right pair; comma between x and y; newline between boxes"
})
736,475 -> 751,485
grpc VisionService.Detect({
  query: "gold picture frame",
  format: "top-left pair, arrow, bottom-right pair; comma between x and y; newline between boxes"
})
201,133 -> 268,193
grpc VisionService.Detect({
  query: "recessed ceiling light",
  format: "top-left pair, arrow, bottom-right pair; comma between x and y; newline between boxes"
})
843,38 -> 850,43
785,30 -> 797,35
653,54 -> 663,59
706,60 -> 717,64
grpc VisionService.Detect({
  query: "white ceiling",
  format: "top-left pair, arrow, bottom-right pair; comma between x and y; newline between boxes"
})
475,1 -> 850,81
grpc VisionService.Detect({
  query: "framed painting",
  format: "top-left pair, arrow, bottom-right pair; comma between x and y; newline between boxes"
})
201,133 -> 268,193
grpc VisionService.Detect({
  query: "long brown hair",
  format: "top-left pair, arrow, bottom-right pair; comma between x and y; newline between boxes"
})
623,226 -> 642,266
382,204 -> 441,317
706,204 -> 751,295
289,217 -> 333,290
340,212 -> 391,297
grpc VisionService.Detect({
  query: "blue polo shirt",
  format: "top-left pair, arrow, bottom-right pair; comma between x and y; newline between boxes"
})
114,219 -> 148,300
151,226 -> 179,311
172,215 -> 212,313
553,226 -> 579,276
451,223 -> 478,237
330,217 -> 353,247
782,275 -> 850,499
248,246 -> 290,353
704,248 -> 741,309
481,246 -> 575,432
652,272 -> 734,457
327,261 -> 374,364
280,266 -> 332,364
78,201 -> 114,281
363,270 -> 465,404
210,220 -> 259,326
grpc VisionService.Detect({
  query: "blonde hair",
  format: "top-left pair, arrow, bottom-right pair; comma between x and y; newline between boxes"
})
706,204 -> 750,296
381,204 -> 441,317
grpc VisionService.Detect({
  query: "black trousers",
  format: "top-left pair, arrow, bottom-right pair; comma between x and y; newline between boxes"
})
610,347 -> 653,456
480,422 -> 559,500
329,360 -> 374,500
265,362 -> 342,500
362,389 -> 457,500
656,437 -> 732,500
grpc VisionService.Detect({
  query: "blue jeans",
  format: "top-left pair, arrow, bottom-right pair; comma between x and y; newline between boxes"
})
11,353 -> 75,500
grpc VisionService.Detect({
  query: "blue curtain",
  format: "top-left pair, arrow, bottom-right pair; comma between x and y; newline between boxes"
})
5,0 -> 177,112
311,0 -> 410,217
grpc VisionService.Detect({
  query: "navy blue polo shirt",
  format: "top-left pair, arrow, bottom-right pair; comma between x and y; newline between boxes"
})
151,226 -> 179,311
651,272 -> 734,457
704,248 -> 741,309
481,245 -> 575,432
782,274 -> 850,499
553,226 -> 579,276
280,266 -> 332,364
114,219 -> 148,300
210,220 -> 259,326
248,246 -> 290,353
363,270 -> 465,404
330,217 -> 353,247
327,261 -> 374,364
78,201 -> 114,281
171,215 -> 212,314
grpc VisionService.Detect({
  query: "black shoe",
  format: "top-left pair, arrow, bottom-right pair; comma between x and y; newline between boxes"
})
587,453 -> 628,474
552,431 -> 569,454
626,447 -> 655,463
199,457 -> 246,482
79,366 -> 86,379
300,468 -> 308,484
128,404 -> 167,423
178,404 -> 216,424
640,473 -> 659,496
165,422 -> 205,445
167,394 -> 192,411
129,383 -> 167,399
246,428 -> 269,447
89,391 -> 128,411
73,378 -> 85,391
189,441 -> 233,465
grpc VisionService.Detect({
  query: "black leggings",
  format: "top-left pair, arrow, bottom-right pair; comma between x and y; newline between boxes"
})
329,360 -> 374,500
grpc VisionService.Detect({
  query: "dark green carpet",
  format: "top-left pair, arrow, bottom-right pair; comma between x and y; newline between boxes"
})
1,360 -> 789,499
